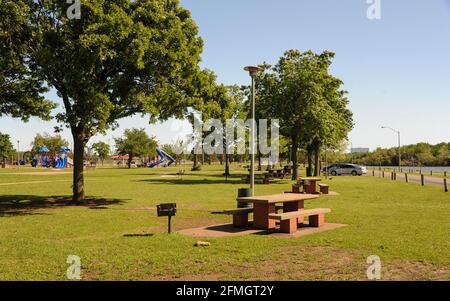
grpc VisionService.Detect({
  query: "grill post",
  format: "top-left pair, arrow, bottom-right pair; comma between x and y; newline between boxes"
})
157,203 -> 177,234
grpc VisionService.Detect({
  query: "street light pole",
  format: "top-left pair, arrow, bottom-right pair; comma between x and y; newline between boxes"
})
382,126 -> 401,171
244,66 -> 263,196
17,140 -> 20,169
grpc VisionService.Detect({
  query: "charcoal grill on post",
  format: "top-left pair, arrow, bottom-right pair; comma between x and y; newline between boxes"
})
157,203 -> 177,234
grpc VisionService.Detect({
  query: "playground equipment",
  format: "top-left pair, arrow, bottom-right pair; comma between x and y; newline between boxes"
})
55,147 -> 71,169
36,147 -> 52,168
149,148 -> 175,168
33,146 -> 72,168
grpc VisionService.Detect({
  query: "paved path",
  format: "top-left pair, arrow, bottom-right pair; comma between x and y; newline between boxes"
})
367,170 -> 448,188
0,171 -> 71,176
0,180 -> 71,186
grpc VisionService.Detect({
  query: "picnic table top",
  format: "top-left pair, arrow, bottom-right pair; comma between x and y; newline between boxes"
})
299,177 -> 322,181
237,193 -> 319,204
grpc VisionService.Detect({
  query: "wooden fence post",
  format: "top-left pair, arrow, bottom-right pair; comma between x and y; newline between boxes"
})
421,174 -> 425,186
405,173 -> 408,183
445,179 -> 448,193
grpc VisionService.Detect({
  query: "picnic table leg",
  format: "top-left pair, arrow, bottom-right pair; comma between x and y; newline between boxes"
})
253,203 -> 276,230
304,180 -> 318,194
233,214 -> 249,227
283,200 -> 305,225
309,214 -> 325,227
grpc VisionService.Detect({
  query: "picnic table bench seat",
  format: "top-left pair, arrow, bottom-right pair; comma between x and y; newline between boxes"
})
318,183 -> 329,194
222,205 -> 285,228
223,208 -> 253,215
223,208 -> 252,227
241,175 -> 250,184
269,208 -> 331,234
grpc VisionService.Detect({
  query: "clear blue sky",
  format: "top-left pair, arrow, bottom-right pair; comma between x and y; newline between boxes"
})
2,0 -> 450,152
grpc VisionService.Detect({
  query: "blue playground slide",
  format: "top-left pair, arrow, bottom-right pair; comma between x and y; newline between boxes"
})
55,147 -> 70,169
55,157 -> 67,168
149,148 -> 176,168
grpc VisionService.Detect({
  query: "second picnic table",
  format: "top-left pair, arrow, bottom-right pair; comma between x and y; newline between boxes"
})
237,193 -> 320,230
299,177 -> 322,194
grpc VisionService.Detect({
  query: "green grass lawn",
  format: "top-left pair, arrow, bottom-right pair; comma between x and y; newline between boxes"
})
0,165 -> 449,280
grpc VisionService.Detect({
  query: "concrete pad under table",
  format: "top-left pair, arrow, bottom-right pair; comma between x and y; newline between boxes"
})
178,222 -> 347,238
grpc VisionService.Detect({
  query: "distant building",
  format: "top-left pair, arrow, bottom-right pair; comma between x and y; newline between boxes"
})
351,148 -> 370,154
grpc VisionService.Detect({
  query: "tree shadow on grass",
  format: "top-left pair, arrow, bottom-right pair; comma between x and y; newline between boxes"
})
123,233 -> 155,238
136,178 -> 243,185
136,176 -> 290,186
0,195 -> 127,217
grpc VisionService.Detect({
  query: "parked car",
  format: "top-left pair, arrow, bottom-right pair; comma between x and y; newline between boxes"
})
323,163 -> 367,176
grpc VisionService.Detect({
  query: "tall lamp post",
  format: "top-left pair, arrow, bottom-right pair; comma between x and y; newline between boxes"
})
382,126 -> 401,171
17,140 -> 20,169
244,66 -> 263,196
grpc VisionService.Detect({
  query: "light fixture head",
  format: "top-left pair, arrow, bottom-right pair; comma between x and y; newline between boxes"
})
244,66 -> 264,76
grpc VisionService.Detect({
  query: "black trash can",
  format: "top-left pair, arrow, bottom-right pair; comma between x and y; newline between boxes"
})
306,167 -> 313,177
237,188 -> 252,208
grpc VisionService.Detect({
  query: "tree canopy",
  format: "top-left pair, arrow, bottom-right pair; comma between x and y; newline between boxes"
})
0,132 -> 14,162
350,142 -> 450,167
256,50 -> 353,178
115,128 -> 157,168
1,0 -> 206,201
92,141 -> 110,165
0,0 -> 57,121
31,133 -> 69,155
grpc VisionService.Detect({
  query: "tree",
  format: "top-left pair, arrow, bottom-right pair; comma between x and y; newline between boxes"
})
31,133 -> 69,155
257,50 -> 353,178
198,81 -> 237,176
221,85 -> 245,176
185,69 -> 228,171
0,132 -> 14,165
92,142 -> 110,165
115,128 -> 157,168
0,1 -> 57,121
1,1 -> 204,202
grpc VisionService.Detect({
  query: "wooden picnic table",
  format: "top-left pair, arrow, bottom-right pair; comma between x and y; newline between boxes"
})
237,193 -> 319,230
299,177 -> 322,194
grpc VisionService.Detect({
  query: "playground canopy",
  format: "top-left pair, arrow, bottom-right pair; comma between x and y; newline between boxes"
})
39,147 -> 50,153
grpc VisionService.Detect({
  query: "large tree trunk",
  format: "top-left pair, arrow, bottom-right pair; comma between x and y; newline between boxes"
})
291,135 -> 299,181
224,154 -> 230,176
257,152 -> 262,171
127,154 -> 133,169
192,152 -> 199,170
307,146 -> 313,177
72,129 -> 87,203
313,140 -> 321,177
